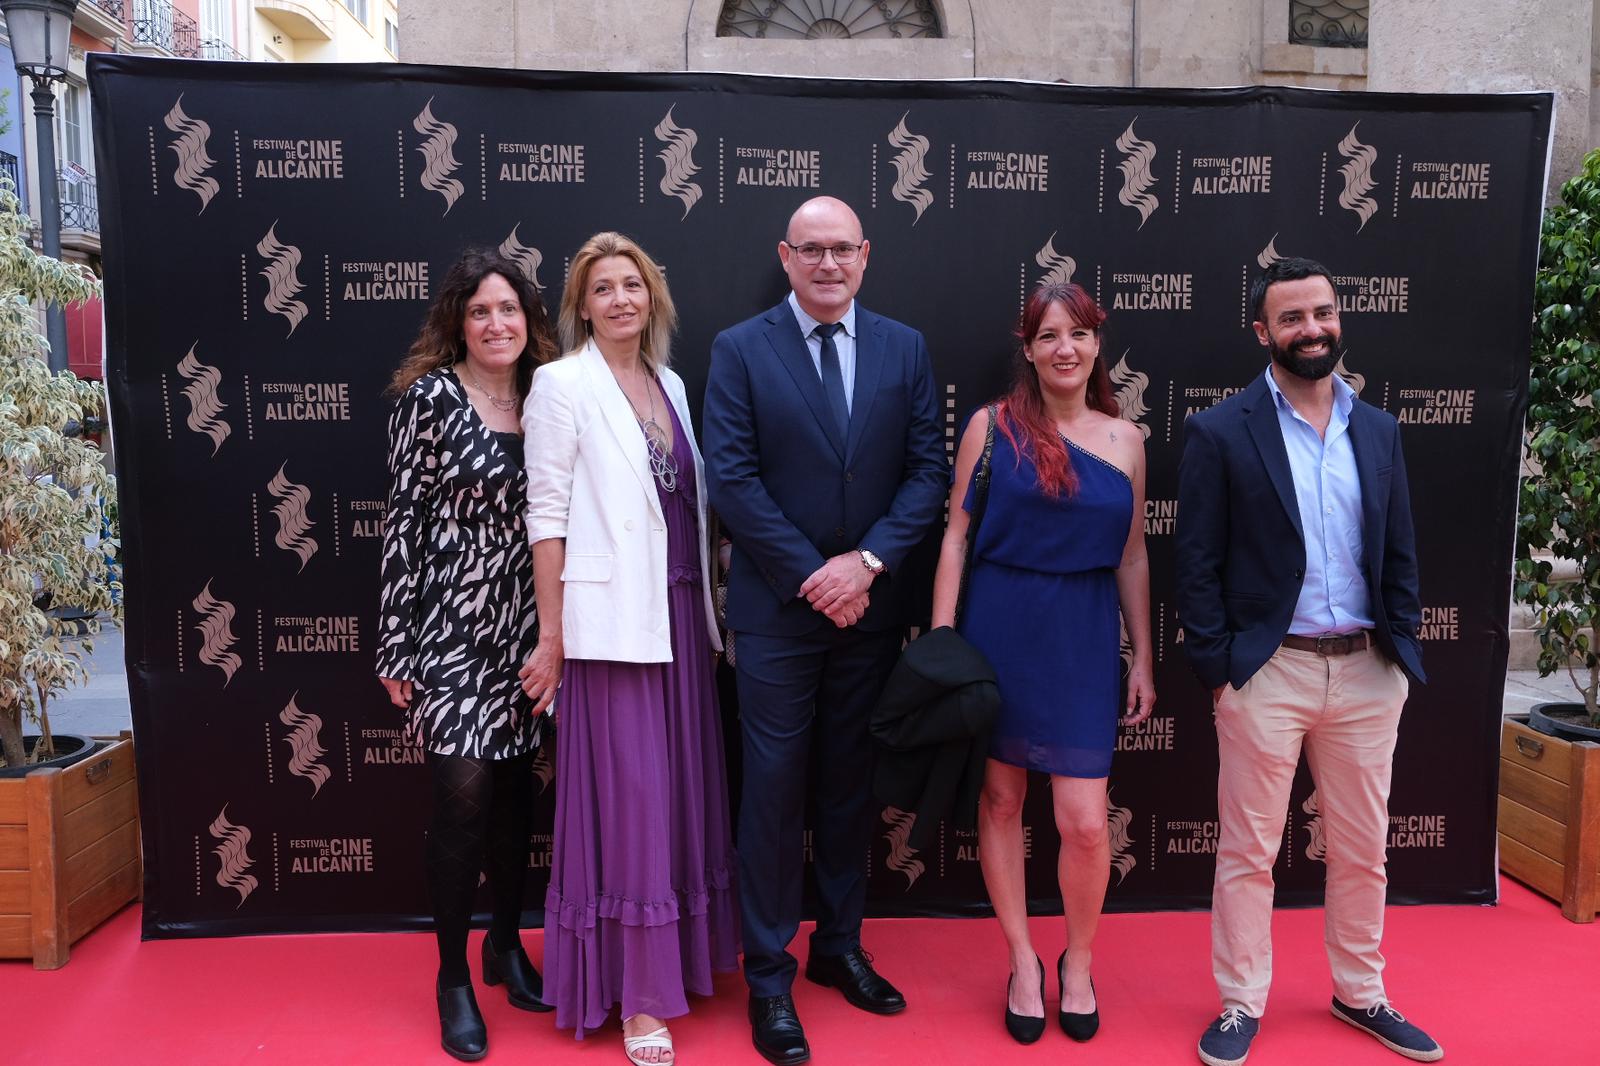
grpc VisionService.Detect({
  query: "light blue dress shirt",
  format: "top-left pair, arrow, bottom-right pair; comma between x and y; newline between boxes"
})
787,291 -> 857,415
1262,366 -> 1373,636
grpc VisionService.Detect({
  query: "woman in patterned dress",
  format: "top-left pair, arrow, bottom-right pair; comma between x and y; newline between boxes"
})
377,248 -> 560,1061
930,282 -> 1155,1046
520,232 -> 739,1066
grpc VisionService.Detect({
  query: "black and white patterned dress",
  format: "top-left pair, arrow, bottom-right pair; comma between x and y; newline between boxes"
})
376,368 -> 540,759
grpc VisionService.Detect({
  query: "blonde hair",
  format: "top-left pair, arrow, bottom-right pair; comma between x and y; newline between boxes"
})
558,232 -> 678,369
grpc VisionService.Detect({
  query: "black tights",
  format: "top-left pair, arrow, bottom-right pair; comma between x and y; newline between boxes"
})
426,750 -> 535,987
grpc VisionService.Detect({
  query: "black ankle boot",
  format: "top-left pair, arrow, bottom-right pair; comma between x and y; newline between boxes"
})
437,978 -> 488,1062
482,934 -> 554,1012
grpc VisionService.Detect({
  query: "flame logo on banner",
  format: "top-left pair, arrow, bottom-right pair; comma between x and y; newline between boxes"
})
163,94 -> 219,213
266,462 -> 318,571
193,579 -> 242,686
413,98 -> 465,214
176,343 -> 230,456
1334,355 -> 1365,396
1257,233 -> 1283,270
498,224 -> 544,291
886,112 -> 933,224
1336,122 -> 1380,232
279,692 -> 331,797
1109,351 -> 1152,439
1107,788 -> 1136,884
1034,231 -> 1077,286
256,222 -> 308,336
1302,789 -> 1327,861
880,806 -> 925,888
1115,119 -> 1160,229
531,741 -> 556,794
653,105 -> 703,220
209,805 -> 259,906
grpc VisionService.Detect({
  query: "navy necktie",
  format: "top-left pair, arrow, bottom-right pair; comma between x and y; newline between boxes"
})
815,322 -> 849,440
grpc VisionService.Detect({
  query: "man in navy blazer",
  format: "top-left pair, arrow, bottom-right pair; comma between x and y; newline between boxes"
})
704,196 -> 946,1065
1176,258 -> 1440,1066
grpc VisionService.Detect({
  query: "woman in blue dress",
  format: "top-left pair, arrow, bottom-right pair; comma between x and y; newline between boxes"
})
930,282 -> 1155,1045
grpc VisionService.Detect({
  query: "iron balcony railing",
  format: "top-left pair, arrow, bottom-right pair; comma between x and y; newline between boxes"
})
59,169 -> 100,235
129,0 -> 200,58
87,0 -> 126,20
0,152 -> 19,199
198,37 -> 246,61
1288,0 -> 1369,49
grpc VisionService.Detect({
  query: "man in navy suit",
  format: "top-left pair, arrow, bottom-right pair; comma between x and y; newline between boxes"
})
704,196 -> 946,1065
1176,258 -> 1440,1066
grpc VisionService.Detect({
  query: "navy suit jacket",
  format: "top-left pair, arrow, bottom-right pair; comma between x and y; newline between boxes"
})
1175,371 -> 1425,691
702,299 -> 948,637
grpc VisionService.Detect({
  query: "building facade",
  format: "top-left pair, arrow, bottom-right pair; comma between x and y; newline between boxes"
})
253,0 -> 399,63
0,1 -> 398,377
400,0 -> 1595,190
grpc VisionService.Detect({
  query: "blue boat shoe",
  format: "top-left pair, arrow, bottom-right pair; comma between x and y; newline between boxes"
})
1198,1007 -> 1259,1066
1331,998 -> 1443,1061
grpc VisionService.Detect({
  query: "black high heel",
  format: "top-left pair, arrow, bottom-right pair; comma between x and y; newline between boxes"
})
436,978 -> 488,1062
482,933 -> 554,1012
1004,955 -> 1047,1044
1057,949 -> 1100,1042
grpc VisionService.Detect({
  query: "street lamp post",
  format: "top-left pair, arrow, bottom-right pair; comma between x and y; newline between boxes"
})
0,0 -> 79,374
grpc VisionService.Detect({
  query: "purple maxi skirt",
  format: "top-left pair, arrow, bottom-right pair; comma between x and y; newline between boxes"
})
543,403 -> 740,1037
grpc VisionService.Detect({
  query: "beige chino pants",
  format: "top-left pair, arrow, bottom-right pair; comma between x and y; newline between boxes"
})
1211,643 -> 1409,1017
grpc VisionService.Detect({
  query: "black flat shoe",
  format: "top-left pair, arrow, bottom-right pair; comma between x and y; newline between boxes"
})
1056,949 -> 1099,1042
804,947 -> 906,1015
436,979 -> 487,1062
1004,955 -> 1046,1044
749,993 -> 811,1065
482,933 -> 554,1012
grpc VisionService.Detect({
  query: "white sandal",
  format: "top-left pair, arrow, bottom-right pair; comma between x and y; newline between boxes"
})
623,1025 -> 674,1065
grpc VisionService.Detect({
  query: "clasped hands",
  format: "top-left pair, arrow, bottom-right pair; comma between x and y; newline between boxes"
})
799,552 -> 876,628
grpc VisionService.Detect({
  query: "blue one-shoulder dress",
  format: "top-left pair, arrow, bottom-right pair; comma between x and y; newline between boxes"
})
957,419 -> 1133,778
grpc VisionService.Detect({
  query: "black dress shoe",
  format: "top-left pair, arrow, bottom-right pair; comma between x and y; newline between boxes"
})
436,979 -> 487,1062
748,993 -> 811,1065
482,934 -> 554,1012
1004,955 -> 1046,1044
1056,949 -> 1099,1042
804,947 -> 907,1015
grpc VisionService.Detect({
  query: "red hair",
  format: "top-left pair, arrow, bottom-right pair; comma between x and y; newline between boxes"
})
996,282 -> 1117,498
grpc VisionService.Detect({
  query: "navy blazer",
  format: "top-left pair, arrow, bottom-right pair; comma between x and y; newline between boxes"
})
1175,371 -> 1425,691
702,299 -> 948,637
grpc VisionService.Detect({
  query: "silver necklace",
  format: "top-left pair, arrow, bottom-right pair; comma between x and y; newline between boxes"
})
619,366 -> 679,493
462,364 -> 518,411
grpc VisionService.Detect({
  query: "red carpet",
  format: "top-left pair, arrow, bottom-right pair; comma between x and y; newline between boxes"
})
5,876 -> 1595,1065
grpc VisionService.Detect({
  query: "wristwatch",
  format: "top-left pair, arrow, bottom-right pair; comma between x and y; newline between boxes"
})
858,548 -> 886,575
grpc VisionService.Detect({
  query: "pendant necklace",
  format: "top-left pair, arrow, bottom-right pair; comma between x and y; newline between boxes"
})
462,364 -> 518,412
621,365 -> 679,493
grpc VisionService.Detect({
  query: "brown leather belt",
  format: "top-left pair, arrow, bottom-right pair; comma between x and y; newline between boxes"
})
1281,631 -> 1373,656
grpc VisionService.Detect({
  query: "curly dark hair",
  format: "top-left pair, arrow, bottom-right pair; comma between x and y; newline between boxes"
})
386,248 -> 559,399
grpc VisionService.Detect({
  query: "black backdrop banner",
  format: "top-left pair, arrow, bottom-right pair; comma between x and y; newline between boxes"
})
89,55 -> 1552,939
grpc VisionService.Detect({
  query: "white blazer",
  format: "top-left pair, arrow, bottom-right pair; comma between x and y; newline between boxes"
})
522,340 -> 722,663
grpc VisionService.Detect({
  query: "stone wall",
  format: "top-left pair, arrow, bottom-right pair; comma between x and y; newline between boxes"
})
399,0 -> 1583,184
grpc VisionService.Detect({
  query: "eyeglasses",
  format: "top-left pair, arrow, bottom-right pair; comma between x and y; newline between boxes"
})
786,242 -> 863,265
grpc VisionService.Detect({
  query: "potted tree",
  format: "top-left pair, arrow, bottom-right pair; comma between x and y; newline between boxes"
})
1504,147 -> 1600,923
0,174 -> 139,966
1517,146 -> 1600,743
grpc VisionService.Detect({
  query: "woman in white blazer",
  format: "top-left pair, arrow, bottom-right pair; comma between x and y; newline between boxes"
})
520,232 -> 739,1064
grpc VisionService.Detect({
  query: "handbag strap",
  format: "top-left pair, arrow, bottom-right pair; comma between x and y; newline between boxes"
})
954,403 -> 998,624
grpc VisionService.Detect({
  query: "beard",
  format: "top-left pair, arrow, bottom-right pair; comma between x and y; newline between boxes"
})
1267,331 -> 1342,381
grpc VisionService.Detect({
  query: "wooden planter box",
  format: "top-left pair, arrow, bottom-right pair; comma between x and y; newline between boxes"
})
0,737 -> 142,968
1498,716 -> 1600,922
